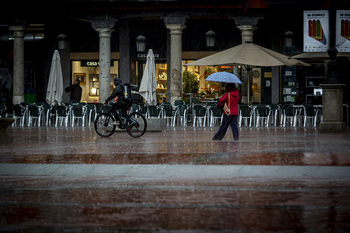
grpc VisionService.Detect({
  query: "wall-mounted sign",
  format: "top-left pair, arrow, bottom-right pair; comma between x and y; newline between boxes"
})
304,10 -> 329,52
336,10 -> 350,52
137,53 -> 160,59
80,60 -> 116,67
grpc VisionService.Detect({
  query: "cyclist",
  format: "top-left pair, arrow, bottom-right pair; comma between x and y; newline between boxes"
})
103,77 -> 131,125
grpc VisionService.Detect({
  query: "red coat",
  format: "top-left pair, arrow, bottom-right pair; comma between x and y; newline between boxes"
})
218,90 -> 239,115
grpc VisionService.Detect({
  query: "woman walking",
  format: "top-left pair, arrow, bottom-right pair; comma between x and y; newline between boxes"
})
213,83 -> 239,141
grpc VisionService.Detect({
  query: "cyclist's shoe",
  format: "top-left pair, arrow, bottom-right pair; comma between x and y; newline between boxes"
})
112,121 -> 120,126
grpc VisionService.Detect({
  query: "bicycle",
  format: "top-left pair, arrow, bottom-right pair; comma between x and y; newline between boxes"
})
94,104 -> 147,138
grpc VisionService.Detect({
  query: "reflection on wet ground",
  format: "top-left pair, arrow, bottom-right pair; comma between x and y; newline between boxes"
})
1,126 -> 350,232
1,176 -> 350,232
1,127 -> 349,165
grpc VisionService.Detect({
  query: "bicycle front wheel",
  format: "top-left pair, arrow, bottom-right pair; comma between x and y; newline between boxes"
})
94,113 -> 116,137
125,112 -> 147,138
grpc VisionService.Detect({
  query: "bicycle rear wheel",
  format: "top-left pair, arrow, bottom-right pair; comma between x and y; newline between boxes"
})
94,113 -> 116,137
125,112 -> 147,138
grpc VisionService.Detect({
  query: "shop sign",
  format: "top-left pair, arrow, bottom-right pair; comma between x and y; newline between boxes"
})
81,60 -> 115,67
137,53 -> 160,59
303,10 -> 329,52
336,10 -> 350,52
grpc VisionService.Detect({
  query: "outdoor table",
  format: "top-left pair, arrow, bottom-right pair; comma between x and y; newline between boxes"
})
184,93 -> 196,105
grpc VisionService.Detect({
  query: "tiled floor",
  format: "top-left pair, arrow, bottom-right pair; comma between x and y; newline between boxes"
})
0,126 -> 349,232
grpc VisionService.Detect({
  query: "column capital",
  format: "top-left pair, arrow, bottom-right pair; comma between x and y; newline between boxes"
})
165,24 -> 186,35
95,28 -> 115,38
163,16 -> 188,25
9,26 -> 25,38
90,16 -> 117,30
230,16 -> 263,26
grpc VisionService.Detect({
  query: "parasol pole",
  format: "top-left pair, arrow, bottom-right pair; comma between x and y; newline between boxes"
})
246,65 -> 252,104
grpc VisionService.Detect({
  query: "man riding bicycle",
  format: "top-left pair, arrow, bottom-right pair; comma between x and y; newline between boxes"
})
103,77 -> 131,125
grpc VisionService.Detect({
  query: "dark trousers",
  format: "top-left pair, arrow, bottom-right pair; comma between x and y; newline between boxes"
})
111,103 -> 128,121
213,115 -> 239,140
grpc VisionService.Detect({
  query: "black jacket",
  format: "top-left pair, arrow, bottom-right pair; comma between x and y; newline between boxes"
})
65,84 -> 82,102
105,79 -> 129,105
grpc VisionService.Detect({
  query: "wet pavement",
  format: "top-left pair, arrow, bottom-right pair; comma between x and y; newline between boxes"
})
0,125 -> 350,232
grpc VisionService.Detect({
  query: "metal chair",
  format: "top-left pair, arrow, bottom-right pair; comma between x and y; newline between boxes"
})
268,104 -> 279,127
146,105 -> 161,118
71,104 -> 87,127
161,103 -> 177,127
138,103 -> 147,116
5,103 -> 14,118
192,104 -> 207,127
238,104 -> 253,127
86,103 -> 96,126
255,105 -> 270,127
303,104 -> 319,127
209,105 -> 223,127
42,104 -> 53,126
27,104 -> 43,127
176,104 -> 189,126
282,105 -> 297,127
55,105 -> 69,127
12,104 -> 27,127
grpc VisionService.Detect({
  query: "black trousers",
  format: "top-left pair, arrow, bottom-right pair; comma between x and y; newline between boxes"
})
111,103 -> 128,121
213,115 -> 239,140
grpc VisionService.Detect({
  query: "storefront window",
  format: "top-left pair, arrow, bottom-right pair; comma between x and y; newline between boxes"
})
71,61 -> 119,103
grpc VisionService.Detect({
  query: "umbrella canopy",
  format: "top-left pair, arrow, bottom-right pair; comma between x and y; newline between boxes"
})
185,42 -> 310,67
46,50 -> 63,106
205,71 -> 242,84
291,52 -> 350,59
139,49 -> 157,105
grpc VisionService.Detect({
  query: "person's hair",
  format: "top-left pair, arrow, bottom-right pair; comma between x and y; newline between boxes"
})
225,83 -> 237,92
75,79 -> 80,85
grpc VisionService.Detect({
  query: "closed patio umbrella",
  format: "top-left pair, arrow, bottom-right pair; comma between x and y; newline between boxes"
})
185,42 -> 310,103
46,50 -> 63,106
139,49 -> 157,105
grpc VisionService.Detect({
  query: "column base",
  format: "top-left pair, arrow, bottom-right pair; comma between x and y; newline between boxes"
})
319,122 -> 346,133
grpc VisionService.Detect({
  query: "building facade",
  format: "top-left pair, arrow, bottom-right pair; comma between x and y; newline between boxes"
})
0,0 -> 349,106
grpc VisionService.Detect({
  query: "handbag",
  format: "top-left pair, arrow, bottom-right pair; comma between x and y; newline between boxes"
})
223,93 -> 231,116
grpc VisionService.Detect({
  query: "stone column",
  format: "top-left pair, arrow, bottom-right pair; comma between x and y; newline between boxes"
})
231,16 -> 262,104
119,19 -> 131,84
319,84 -> 346,133
164,17 -> 187,102
9,26 -> 25,104
91,17 -> 116,103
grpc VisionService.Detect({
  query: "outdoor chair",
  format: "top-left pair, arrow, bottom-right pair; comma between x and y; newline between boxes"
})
129,103 -> 139,115
146,105 -> 161,118
268,104 -> 279,127
176,104 -> 189,126
27,104 -> 43,127
42,104 -> 53,126
255,105 -> 270,127
86,103 -> 96,126
94,103 -> 103,119
192,105 -> 207,127
137,103 -> 147,116
55,105 -> 69,127
100,105 -> 111,114
161,103 -> 177,127
303,104 -> 319,127
209,105 -> 223,127
0,104 -> 6,118
71,104 -> 87,127
282,105 -> 297,127
5,103 -> 14,118
238,104 -> 253,127
12,104 -> 28,127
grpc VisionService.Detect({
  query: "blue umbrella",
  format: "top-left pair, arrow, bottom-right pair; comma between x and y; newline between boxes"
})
205,71 -> 242,84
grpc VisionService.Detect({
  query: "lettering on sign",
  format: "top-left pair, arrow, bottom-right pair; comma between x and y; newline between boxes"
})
137,53 -> 160,59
